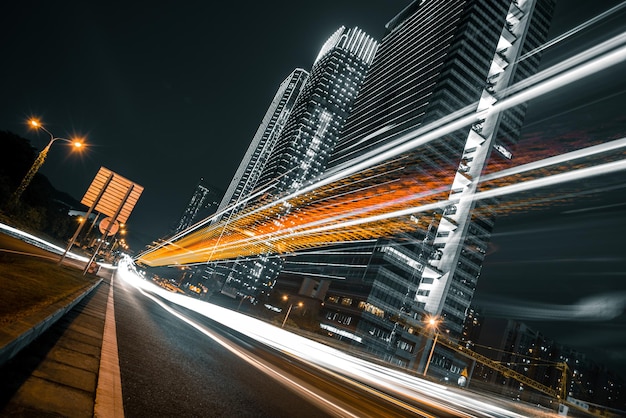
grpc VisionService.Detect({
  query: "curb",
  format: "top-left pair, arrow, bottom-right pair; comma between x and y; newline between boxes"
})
0,278 -> 103,367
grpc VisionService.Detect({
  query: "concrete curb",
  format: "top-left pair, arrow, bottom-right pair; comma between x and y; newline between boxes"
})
0,278 -> 103,367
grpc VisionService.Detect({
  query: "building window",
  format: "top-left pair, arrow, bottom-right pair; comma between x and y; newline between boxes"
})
358,301 -> 385,318
397,340 -> 414,353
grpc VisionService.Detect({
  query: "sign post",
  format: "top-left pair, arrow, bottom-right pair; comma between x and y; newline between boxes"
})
83,183 -> 136,274
60,167 -> 143,273
59,172 -> 114,264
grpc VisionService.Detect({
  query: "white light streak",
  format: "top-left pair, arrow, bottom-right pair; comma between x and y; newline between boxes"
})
0,222 -> 89,263
480,292 -> 626,321
517,1 -> 626,62
117,257 -> 531,417
138,30 -> 626,267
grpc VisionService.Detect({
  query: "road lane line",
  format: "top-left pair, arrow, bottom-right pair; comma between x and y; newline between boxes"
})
136,287 -> 364,418
94,276 -> 125,417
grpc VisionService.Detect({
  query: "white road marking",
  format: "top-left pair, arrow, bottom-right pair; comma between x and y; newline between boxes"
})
94,276 -> 125,417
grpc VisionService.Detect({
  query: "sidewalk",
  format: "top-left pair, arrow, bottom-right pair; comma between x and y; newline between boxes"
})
0,272 -> 111,417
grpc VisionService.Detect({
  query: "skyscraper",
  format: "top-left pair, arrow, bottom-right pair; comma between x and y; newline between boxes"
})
206,69 -> 308,292
215,69 -> 309,219
255,26 -> 378,194
280,0 -> 554,374
175,178 -> 222,233
221,26 -> 378,300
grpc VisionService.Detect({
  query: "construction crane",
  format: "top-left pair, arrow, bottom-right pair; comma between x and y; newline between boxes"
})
403,318 -> 605,417
393,314 -> 569,400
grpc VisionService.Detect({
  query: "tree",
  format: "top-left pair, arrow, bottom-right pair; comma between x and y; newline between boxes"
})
0,130 -> 81,242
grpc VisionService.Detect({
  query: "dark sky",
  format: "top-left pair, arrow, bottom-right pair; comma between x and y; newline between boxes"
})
0,0 -> 410,246
2,1 -> 625,378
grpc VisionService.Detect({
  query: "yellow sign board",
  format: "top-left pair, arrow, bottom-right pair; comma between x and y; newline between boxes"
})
81,167 -> 143,224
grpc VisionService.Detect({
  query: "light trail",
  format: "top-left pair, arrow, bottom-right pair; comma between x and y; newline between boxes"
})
118,258 -> 537,417
479,291 -> 626,322
123,275 -> 363,418
137,31 -> 626,267
138,131 -> 626,267
158,30 -> 626,251
0,222 -> 89,263
502,31 -> 626,100
135,183 -> 276,260
481,137 -> 626,181
517,1 -> 626,62
225,157 -> 626,254
138,151 -> 626,266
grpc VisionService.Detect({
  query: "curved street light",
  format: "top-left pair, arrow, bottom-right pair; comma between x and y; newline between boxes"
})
281,295 -> 303,328
8,119 -> 85,209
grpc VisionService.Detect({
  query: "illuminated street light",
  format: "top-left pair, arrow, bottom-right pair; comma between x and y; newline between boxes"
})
8,118 -> 85,209
281,296 -> 303,328
423,316 -> 441,377
237,295 -> 253,311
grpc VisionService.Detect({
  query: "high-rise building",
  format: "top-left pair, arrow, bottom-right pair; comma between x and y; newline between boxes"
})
175,178 -> 222,233
279,0 -> 555,374
221,26 -> 378,300
255,26 -> 378,194
206,69 -> 308,292
215,69 -> 309,219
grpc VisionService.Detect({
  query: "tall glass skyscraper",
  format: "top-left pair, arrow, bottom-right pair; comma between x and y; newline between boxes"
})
280,0 -> 555,374
174,178 -> 222,233
215,69 -> 309,219
221,26 -> 378,300
207,69 -> 308,293
255,26 -> 378,194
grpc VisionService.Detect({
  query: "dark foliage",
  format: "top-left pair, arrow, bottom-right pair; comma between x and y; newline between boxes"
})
0,130 -> 81,242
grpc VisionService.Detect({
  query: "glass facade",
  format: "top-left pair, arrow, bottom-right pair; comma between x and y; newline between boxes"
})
215,69 -> 309,219
209,69 -> 309,295
288,0 -> 555,373
221,27 -> 378,300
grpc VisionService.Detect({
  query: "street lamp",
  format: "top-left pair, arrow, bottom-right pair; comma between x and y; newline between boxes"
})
8,119 -> 85,209
423,316 -> 441,377
281,296 -> 303,328
237,295 -> 253,311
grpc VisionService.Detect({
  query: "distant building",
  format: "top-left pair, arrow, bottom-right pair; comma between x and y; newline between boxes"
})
175,178 -> 222,233
278,0 -> 555,375
221,26 -> 378,300
462,309 -> 626,412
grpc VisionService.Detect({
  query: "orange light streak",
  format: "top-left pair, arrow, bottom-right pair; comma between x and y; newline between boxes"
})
138,132 -> 626,267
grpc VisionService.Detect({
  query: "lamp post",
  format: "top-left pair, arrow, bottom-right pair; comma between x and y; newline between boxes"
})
423,316 -> 441,377
8,119 -> 84,209
237,295 -> 253,311
281,296 -> 303,328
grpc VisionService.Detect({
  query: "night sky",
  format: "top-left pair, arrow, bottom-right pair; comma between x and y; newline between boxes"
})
2,1 -> 625,376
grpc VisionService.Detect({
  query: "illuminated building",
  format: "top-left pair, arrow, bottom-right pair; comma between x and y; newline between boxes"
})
255,26 -> 378,194
281,0 -> 555,374
207,69 -> 308,291
175,178 -> 222,233
214,68 -> 309,219
221,26 -> 378,300
462,310 -> 626,410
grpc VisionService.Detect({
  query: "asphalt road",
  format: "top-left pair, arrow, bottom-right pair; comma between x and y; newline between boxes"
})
0,227 -> 555,417
113,273 -> 462,417
114,275 -> 321,417
0,229 -> 444,416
